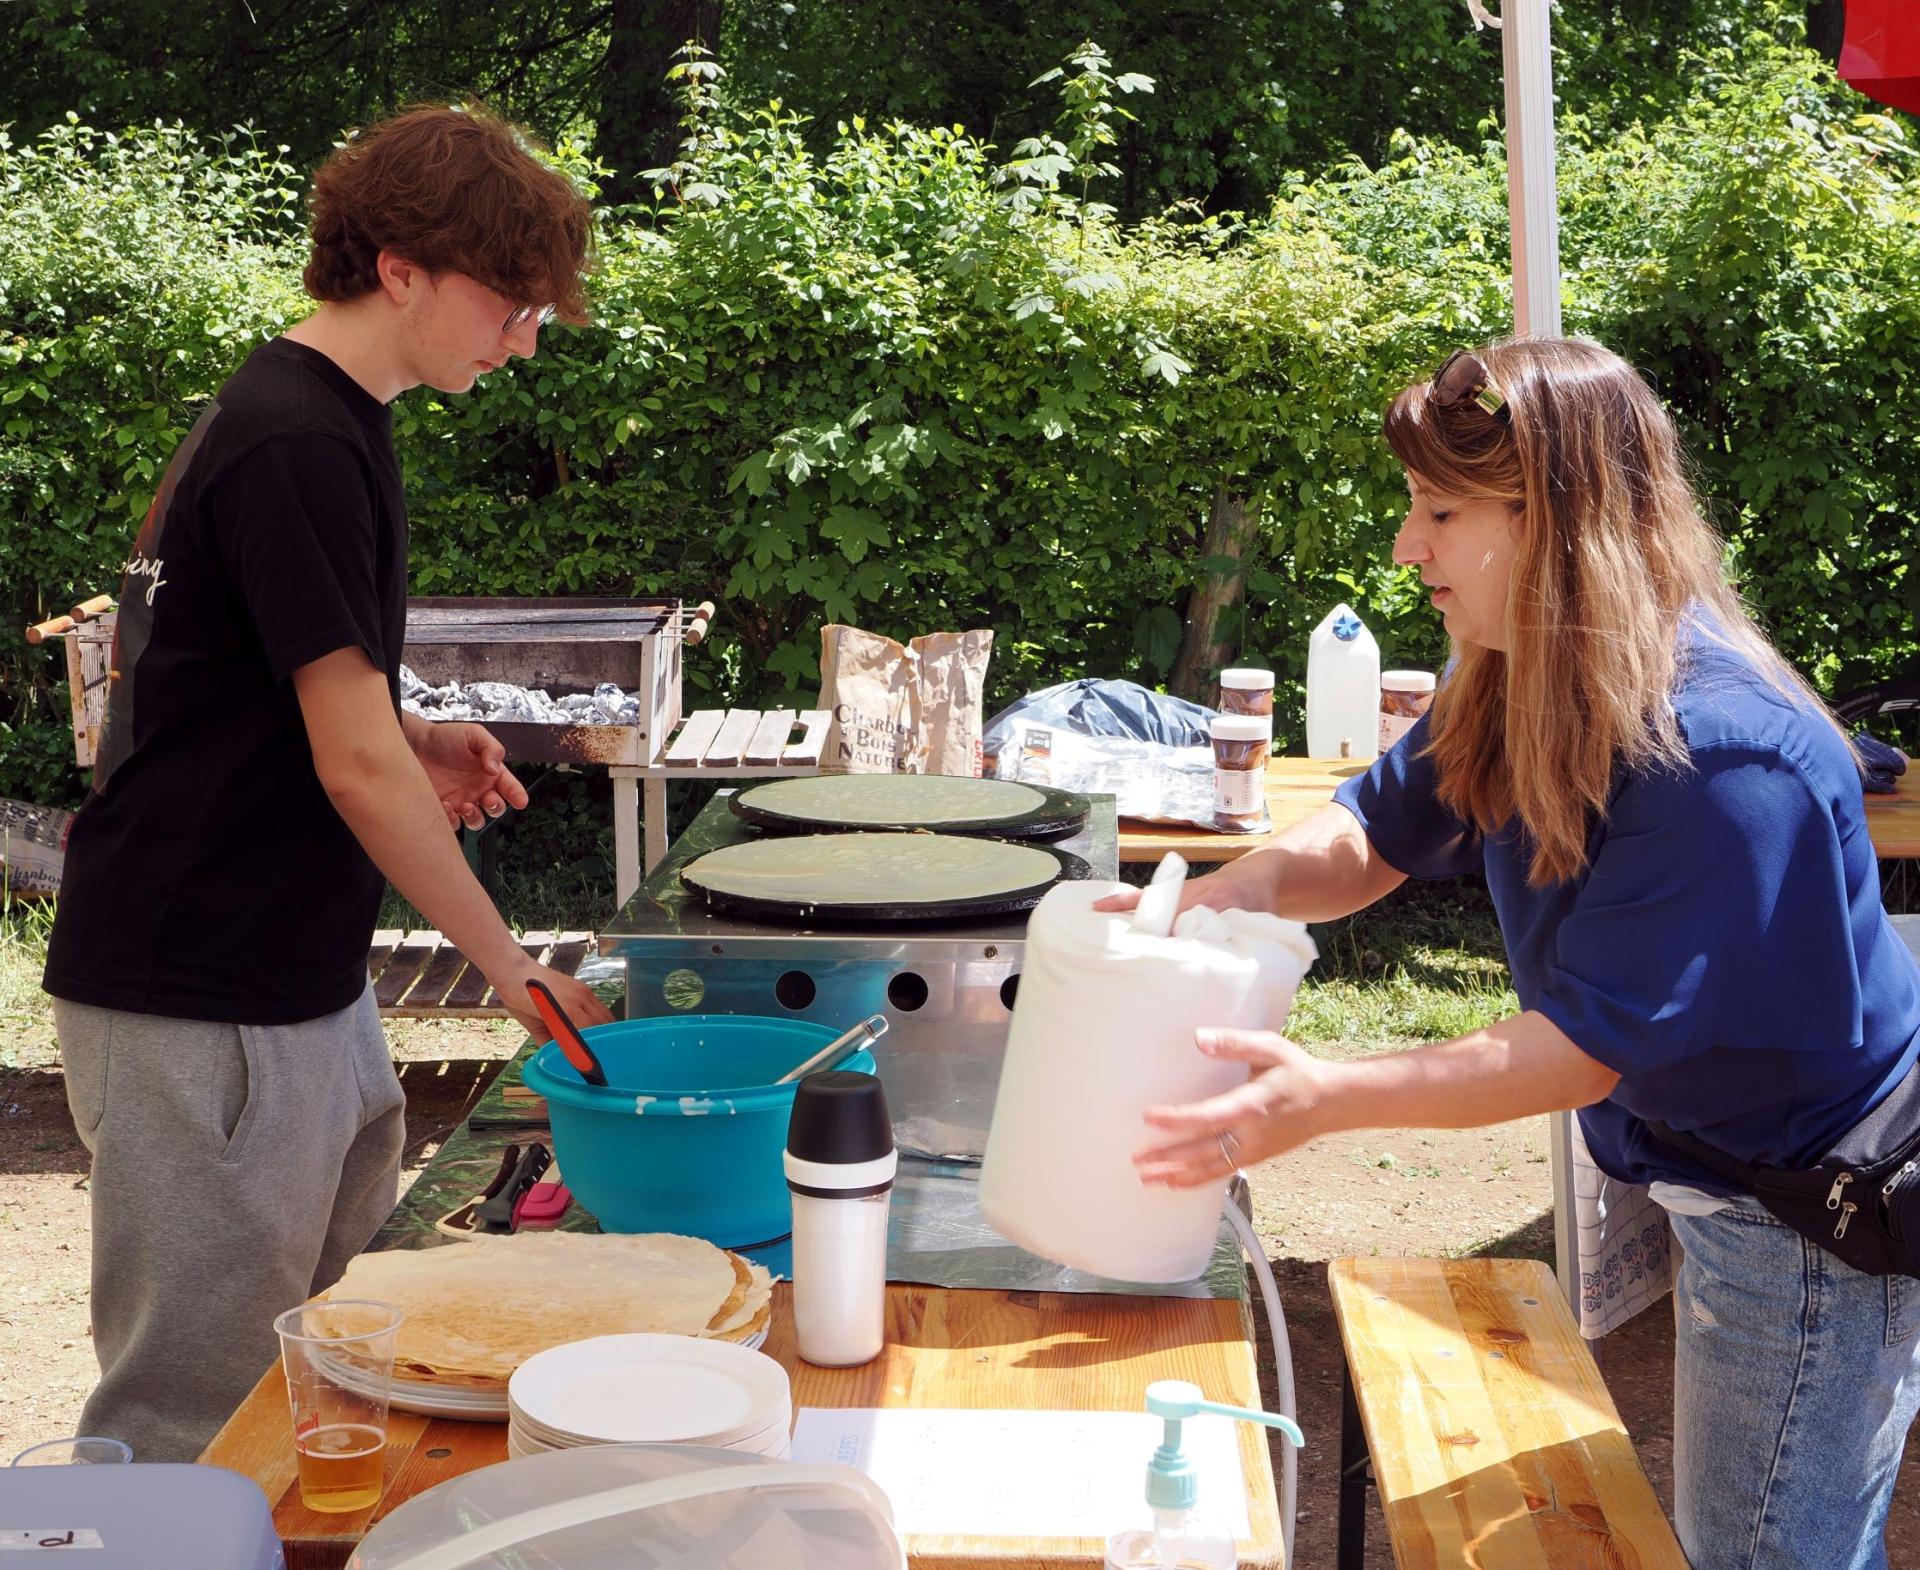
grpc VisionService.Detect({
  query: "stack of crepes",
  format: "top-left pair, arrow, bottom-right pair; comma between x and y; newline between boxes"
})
322,1232 -> 774,1392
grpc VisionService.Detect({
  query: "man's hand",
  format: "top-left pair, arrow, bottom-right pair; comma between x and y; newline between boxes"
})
494,959 -> 616,1042
1132,1028 -> 1334,1189
412,721 -> 529,831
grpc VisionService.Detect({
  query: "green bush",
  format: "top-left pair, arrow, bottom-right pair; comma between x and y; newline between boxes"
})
3,41 -> 1916,817
0,118 -> 308,800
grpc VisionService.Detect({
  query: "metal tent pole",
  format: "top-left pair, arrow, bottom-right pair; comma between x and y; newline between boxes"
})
1472,0 -> 1577,1308
1497,0 -> 1564,337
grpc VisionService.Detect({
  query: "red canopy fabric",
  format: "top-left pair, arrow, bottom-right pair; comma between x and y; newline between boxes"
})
1840,0 -> 1920,115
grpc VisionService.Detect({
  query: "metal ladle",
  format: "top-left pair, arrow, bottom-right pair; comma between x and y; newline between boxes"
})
775,1013 -> 890,1084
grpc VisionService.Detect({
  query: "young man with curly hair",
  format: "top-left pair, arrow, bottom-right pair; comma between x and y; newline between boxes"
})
42,106 -> 613,1462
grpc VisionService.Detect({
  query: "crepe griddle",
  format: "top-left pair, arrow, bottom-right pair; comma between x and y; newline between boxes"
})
729,773 -> 1091,842
679,831 -> 1092,924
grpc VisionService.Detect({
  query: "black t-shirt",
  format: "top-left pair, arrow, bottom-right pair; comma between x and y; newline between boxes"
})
44,338 -> 407,1025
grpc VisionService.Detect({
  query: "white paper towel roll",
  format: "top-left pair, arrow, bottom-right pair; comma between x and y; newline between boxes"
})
979,881 -> 1316,1282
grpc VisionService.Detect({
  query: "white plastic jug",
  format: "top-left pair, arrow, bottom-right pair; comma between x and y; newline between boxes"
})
1305,603 -> 1380,761
979,882 -> 1316,1283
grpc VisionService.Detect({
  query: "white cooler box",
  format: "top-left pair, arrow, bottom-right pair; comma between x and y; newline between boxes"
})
0,1464 -> 283,1568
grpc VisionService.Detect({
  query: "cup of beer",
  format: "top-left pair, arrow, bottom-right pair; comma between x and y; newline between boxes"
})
273,1299 -> 404,1514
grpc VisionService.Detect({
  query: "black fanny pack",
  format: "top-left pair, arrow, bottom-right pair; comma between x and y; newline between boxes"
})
1649,1069 -> 1920,1278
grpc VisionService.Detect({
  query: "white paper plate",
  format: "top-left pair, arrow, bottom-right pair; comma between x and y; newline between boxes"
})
390,1379 -> 511,1422
506,1394 -> 791,1452
321,1325 -> 766,1425
507,1424 -> 791,1461
319,1354 -> 509,1423
509,1334 -> 790,1446
508,1402 -> 791,1454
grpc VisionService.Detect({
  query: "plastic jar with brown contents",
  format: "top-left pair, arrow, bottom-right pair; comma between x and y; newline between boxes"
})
1378,670 -> 1437,752
1211,715 -> 1270,832
1218,668 -> 1275,745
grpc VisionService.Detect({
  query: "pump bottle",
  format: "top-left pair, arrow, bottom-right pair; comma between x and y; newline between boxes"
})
1103,1381 -> 1303,1570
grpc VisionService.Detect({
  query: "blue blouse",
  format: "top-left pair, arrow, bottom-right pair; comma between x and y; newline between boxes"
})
1334,624 -> 1920,1192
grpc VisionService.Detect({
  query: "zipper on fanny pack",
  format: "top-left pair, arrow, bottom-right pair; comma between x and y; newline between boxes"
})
1880,1161 -> 1920,1241
1827,1172 -> 1854,1210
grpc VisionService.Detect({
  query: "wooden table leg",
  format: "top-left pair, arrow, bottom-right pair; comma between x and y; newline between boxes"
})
612,771 -> 640,908
1337,1360 -> 1369,1570
643,774 -> 669,877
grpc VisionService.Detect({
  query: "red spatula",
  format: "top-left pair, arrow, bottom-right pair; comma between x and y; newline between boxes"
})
526,978 -> 609,1087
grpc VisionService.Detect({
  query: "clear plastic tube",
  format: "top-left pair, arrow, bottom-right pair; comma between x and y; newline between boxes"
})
1222,1197 -> 1296,1569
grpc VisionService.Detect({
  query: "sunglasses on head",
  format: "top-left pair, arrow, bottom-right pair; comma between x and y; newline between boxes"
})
1429,349 -> 1510,424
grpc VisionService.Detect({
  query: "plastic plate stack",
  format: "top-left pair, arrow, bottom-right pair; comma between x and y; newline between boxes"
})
507,1334 -> 791,1461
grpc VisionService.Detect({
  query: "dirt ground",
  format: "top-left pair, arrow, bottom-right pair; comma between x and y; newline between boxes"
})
0,1020 -> 514,1458
4,1041 -> 1918,1565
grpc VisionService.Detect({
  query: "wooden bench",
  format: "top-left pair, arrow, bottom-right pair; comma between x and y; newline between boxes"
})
1328,1255 -> 1686,1569
367,928 -> 593,1018
610,705 -> 829,903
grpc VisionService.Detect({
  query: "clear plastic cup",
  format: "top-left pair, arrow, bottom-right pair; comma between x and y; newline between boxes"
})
10,1436 -> 133,1466
273,1299 -> 404,1514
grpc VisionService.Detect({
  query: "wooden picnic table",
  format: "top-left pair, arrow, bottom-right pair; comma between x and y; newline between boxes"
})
200,1044 -> 1286,1570
1118,753 -> 1920,863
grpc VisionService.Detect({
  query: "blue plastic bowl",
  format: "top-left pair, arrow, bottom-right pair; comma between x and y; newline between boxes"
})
520,1015 -> 877,1246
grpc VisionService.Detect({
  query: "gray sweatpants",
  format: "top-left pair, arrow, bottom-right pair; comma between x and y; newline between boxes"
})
53,985 -> 405,1462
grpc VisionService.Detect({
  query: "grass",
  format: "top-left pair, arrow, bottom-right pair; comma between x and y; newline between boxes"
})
0,892 -> 57,1069
1289,876 -> 1518,1057
375,858 -> 612,936
7,856 -> 1523,1070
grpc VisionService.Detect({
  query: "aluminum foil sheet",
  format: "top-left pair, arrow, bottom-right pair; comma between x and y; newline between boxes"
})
881,1157 -> 1247,1301
991,722 -> 1271,835
399,663 -> 642,725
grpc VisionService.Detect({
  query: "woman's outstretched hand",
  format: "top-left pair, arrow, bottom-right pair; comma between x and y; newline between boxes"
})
1093,859 -> 1277,921
1133,1028 -> 1335,1188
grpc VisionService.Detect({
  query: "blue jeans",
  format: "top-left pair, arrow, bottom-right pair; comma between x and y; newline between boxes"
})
1672,1197 -> 1920,1570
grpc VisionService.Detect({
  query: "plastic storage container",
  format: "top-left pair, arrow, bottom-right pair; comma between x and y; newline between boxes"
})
520,1015 -> 877,1246
346,1443 -> 904,1570
0,1463 -> 283,1569
1305,604 -> 1380,761
979,882 -> 1316,1282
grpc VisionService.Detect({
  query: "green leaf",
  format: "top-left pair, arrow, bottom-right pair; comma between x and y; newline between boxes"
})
1140,350 -> 1191,386
1134,606 -> 1183,673
820,504 -> 890,564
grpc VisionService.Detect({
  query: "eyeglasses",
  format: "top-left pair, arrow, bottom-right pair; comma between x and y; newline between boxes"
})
502,302 -> 556,336
1429,348 -> 1510,424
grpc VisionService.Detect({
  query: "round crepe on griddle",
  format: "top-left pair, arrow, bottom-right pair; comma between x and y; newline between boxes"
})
734,773 -> 1048,829
682,831 -> 1061,911
322,1231 -> 773,1389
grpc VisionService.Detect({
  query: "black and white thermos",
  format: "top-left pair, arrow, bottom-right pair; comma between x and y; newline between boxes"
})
783,1069 -> 895,1366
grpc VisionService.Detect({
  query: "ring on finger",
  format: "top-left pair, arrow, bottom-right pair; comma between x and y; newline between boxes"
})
1216,1129 -> 1242,1170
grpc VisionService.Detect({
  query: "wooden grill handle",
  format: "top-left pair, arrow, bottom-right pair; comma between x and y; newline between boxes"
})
26,597 -> 115,645
684,600 -> 717,646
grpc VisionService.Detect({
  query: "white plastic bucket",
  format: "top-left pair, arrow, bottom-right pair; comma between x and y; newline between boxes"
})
979,882 -> 1316,1282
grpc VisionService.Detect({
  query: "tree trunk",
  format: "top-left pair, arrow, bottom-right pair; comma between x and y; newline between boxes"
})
1169,485 -> 1262,703
1805,0 -> 1846,65
599,0 -> 723,204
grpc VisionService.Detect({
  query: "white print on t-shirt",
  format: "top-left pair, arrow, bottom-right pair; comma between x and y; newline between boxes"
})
124,551 -> 167,606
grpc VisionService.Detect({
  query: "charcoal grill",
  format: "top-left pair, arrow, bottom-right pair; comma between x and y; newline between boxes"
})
400,596 -> 707,768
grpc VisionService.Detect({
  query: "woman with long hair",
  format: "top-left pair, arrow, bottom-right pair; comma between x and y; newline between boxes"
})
1107,336 -> 1920,1568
